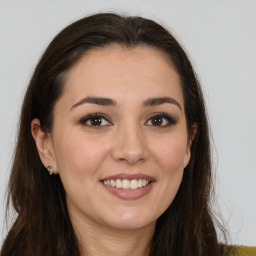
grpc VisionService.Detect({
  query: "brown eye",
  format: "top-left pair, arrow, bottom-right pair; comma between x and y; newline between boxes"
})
79,114 -> 111,128
89,117 -> 103,126
145,113 -> 177,127
151,116 -> 163,126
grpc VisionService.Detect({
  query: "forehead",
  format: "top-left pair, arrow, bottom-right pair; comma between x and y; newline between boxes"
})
61,45 -> 184,107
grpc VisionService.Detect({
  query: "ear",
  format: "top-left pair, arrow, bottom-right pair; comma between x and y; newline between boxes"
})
31,118 -> 57,173
184,123 -> 197,168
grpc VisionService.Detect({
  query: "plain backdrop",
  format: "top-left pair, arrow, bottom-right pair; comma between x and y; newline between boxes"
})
1,0 -> 256,246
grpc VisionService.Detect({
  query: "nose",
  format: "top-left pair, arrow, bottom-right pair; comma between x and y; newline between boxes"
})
111,123 -> 149,165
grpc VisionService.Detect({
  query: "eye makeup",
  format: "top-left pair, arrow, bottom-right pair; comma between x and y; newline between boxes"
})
79,113 -> 112,128
145,112 -> 177,127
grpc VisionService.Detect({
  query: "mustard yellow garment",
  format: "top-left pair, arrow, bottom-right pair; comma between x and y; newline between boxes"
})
229,246 -> 256,256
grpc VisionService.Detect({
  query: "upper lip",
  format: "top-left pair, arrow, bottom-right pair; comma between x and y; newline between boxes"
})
101,173 -> 155,181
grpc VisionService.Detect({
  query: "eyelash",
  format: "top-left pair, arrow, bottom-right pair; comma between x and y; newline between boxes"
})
79,113 -> 112,128
145,113 -> 177,127
79,112 -> 177,128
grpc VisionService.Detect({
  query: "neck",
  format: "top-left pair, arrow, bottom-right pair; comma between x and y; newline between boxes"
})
71,214 -> 155,256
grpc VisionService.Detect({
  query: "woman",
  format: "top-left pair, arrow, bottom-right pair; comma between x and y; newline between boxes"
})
1,13 -> 255,256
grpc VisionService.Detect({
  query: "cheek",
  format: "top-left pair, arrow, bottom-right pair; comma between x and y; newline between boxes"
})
152,136 -> 188,204
52,132 -> 111,212
53,131 -> 109,179
158,144 -> 185,194
154,136 -> 189,173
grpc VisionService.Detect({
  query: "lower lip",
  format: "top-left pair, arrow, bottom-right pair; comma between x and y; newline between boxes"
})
102,182 -> 154,200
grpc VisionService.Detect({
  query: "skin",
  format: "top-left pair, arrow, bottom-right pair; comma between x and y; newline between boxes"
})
32,45 -> 196,256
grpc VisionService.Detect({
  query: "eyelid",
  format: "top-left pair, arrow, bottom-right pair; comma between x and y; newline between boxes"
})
78,112 -> 177,128
79,113 -> 112,127
145,112 -> 177,127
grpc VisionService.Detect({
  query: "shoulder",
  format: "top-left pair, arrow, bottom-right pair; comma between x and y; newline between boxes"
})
228,246 -> 256,256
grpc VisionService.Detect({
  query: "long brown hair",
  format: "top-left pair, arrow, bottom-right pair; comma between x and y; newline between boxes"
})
1,13 -> 227,256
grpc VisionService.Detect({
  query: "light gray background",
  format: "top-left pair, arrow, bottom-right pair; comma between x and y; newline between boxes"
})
1,0 -> 256,246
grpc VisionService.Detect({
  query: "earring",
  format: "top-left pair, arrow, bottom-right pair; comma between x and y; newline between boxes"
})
46,166 -> 53,175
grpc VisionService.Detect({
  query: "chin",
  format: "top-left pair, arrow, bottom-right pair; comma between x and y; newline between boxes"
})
102,209 -> 158,231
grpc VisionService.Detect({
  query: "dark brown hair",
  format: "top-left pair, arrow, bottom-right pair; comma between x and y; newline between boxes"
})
1,13 -> 227,256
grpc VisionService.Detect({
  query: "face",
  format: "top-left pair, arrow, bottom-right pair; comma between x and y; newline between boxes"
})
34,45 -> 194,231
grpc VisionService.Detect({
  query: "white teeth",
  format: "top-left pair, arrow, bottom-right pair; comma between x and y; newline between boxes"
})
103,179 -> 150,190
122,179 -> 130,189
130,179 -> 138,190
116,179 -> 122,188
137,179 -> 143,188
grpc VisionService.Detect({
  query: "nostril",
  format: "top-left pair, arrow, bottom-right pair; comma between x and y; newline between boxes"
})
112,150 -> 147,165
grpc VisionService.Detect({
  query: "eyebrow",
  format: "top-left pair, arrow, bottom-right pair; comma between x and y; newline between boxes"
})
71,97 -> 117,110
70,96 -> 181,111
143,97 -> 182,111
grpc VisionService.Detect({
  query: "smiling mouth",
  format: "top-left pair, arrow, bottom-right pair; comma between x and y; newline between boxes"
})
102,179 -> 150,190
